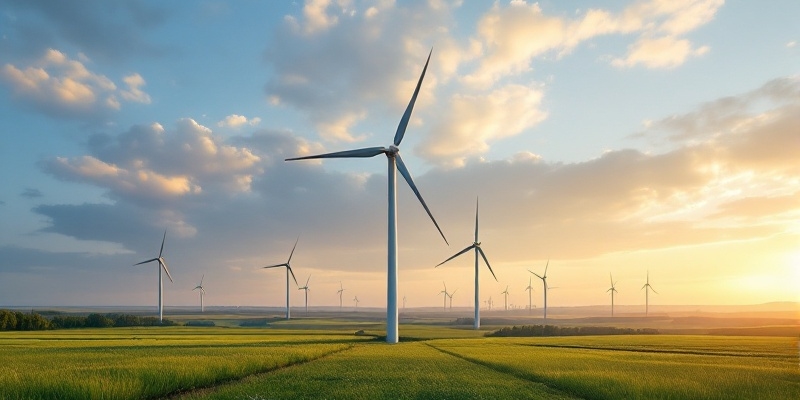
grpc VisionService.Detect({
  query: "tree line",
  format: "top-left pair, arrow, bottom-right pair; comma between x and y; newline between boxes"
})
486,324 -> 659,337
0,309 -> 178,331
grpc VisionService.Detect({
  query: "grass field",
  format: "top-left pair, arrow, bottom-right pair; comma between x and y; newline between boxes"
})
1,321 -> 798,399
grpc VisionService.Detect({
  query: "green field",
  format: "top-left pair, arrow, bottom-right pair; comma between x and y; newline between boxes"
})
1,322 -> 798,399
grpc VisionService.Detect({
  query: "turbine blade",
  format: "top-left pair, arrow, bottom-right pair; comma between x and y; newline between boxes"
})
609,273 -> 613,287
160,259 -> 173,283
288,237 -> 299,263
288,266 -> 299,286
474,197 -> 479,243
159,230 -> 166,258
263,263 -> 289,269
435,245 -> 475,267
650,286 -> 659,295
544,259 -> 549,277
200,274 -> 204,286
477,247 -> 497,281
305,275 -> 311,287
393,48 -> 432,146
395,153 -> 448,245
286,146 -> 386,161
133,258 -> 158,266
528,270 -> 543,280
641,284 -> 647,290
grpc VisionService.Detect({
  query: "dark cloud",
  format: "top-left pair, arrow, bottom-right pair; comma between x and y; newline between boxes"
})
1,0 -> 169,63
20,188 -> 43,199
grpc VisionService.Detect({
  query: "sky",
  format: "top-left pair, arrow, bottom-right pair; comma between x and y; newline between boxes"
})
0,0 -> 798,311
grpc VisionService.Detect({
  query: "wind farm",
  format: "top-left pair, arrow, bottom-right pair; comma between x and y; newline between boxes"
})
2,1 -> 798,399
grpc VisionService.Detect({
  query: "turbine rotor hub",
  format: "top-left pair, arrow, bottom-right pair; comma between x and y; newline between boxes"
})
387,145 -> 399,155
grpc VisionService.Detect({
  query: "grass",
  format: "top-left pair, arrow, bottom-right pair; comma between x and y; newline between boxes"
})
2,325 -> 798,399
428,335 -> 800,400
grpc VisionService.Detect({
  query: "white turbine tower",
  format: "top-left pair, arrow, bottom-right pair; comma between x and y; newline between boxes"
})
528,260 -> 552,323
286,50 -> 448,344
501,285 -> 510,311
262,238 -> 300,320
353,296 -> 360,309
642,270 -> 658,316
607,273 -> 618,317
193,274 -> 206,313
436,198 -> 497,330
525,276 -> 534,314
337,282 -> 346,309
133,230 -> 173,323
298,275 -> 311,314
439,282 -> 450,311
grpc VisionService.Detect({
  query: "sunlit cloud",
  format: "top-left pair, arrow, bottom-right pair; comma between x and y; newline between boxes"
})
217,114 -> 262,129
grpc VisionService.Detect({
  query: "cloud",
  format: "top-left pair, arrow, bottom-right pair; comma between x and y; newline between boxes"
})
217,114 -> 262,129
20,188 -> 43,199
44,119 -> 261,205
0,49 -> 151,119
1,0 -> 168,63
417,83 -> 548,166
612,35 -> 709,68
465,0 -> 723,85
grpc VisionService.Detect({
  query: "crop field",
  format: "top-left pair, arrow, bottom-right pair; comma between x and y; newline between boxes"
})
1,323 -> 798,399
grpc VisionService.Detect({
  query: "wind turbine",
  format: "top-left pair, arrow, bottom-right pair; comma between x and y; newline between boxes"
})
337,282 -> 346,309
403,295 -> 407,310
353,296 -> 360,309
439,282 -> 450,311
298,275 -> 311,314
501,285 -> 510,311
435,198 -> 497,330
642,270 -> 658,316
193,274 -> 205,313
262,238 -> 300,320
286,49 -> 447,344
528,260 -> 551,322
448,289 -> 457,310
525,276 -> 535,314
607,273 -> 618,317
133,230 -> 173,323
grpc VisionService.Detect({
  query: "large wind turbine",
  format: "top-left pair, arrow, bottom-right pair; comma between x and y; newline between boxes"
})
262,238 -> 300,320
298,275 -> 311,314
528,260 -> 551,322
642,270 -> 658,316
501,285 -> 510,311
286,50 -> 447,344
337,282 -> 345,309
353,296 -> 360,309
193,274 -> 205,313
439,282 -> 450,311
607,273 -> 618,317
525,277 -> 534,314
133,230 -> 173,323
436,198 -> 496,330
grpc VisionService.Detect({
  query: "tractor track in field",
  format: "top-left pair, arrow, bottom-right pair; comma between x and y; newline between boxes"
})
424,343 -> 584,400
520,343 -> 793,360
157,344 -> 358,400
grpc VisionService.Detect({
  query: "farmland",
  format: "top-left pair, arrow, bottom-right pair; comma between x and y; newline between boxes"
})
0,314 -> 798,399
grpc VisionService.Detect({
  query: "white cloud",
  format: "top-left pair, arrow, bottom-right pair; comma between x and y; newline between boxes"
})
418,83 -> 548,166
217,114 -> 262,128
612,35 -> 709,69
0,49 -> 151,119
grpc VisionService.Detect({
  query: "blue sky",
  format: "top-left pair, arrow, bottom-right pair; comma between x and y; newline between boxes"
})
1,0 -> 798,310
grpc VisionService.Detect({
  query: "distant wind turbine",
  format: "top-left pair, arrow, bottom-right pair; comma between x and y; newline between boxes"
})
525,276 -> 535,314
439,282 -> 450,311
133,230 -> 173,323
298,275 -> 311,314
353,296 -> 360,308
403,295 -> 407,310
193,274 -> 205,313
528,260 -> 552,322
607,273 -> 618,317
501,285 -> 510,311
286,49 -> 447,344
262,237 -> 300,320
436,198 -> 497,330
642,270 -> 658,316
448,288 -> 457,310
337,282 -> 346,309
